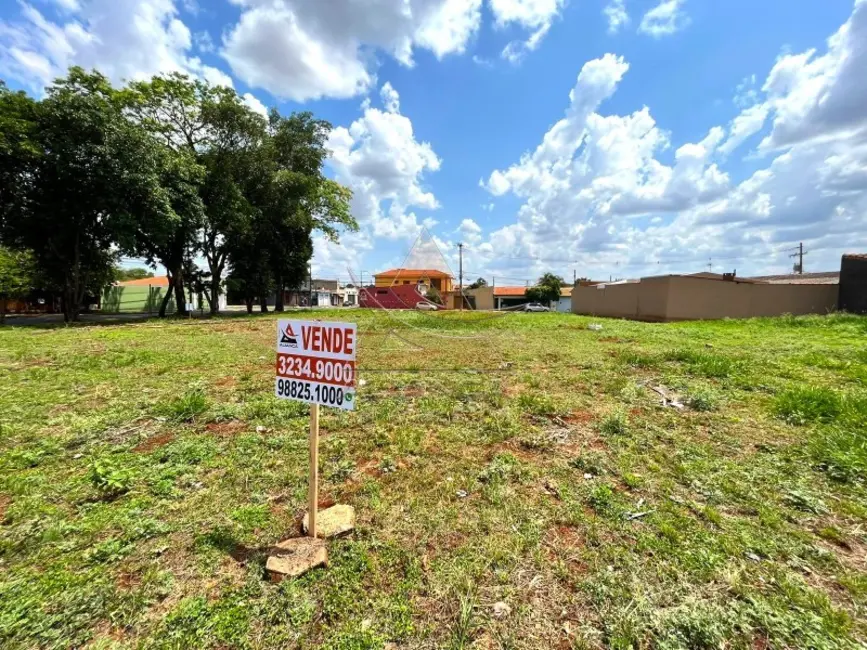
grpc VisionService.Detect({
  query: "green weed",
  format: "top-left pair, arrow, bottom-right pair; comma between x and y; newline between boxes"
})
599,410 -> 629,436
666,349 -> 740,378
89,460 -> 133,497
774,386 -> 841,425
478,453 -> 523,485
688,386 -> 719,412
158,386 -> 209,422
516,393 -> 559,417
809,427 -> 867,484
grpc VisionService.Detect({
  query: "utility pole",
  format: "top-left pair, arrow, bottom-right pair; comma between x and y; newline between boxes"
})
573,269 -> 576,284
790,242 -> 806,274
458,242 -> 464,311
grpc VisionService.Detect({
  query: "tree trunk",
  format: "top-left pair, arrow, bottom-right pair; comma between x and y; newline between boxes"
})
275,276 -> 285,312
158,277 -> 175,318
209,277 -> 220,315
259,295 -> 268,313
0,296 -> 6,325
65,231 -> 81,323
206,255 -> 223,316
172,266 -> 187,317
245,297 -> 253,314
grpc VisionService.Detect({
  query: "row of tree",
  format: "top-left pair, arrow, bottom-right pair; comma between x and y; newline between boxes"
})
0,68 -> 356,321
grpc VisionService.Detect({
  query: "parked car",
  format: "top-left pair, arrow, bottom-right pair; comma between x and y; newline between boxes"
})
523,303 -> 550,312
415,301 -> 439,311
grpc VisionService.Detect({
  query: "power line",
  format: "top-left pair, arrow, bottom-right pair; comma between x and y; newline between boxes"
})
789,242 -> 808,274
461,243 -> 807,270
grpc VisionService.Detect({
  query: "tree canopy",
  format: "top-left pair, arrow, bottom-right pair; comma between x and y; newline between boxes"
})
526,273 -> 565,305
0,68 -> 357,321
114,267 -> 155,282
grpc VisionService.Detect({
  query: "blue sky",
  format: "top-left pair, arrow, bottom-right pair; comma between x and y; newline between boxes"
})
2,0 -> 866,285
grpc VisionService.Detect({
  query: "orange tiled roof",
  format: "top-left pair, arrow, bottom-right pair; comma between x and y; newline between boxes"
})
491,286 -> 572,297
375,268 -> 454,279
117,276 -> 167,287
493,286 -> 530,297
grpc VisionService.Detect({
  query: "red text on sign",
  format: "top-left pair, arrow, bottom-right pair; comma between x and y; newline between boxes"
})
276,353 -> 356,387
302,325 -> 355,356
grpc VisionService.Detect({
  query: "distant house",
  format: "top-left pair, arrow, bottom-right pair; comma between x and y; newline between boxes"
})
360,283 -> 429,309
458,284 -> 572,311
374,268 -> 454,294
556,287 -> 573,313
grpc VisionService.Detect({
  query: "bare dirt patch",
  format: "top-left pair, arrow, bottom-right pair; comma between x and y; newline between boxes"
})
563,410 -> 594,425
132,432 -> 175,453
0,494 -> 10,523
205,421 -> 245,436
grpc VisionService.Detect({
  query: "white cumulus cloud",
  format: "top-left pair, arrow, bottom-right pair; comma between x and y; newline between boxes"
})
491,0 -> 565,63
316,82 -> 443,276
380,81 -> 400,113
242,92 -> 268,118
476,1 -> 867,281
604,0 -> 629,35
638,0 -> 689,38
222,0 -> 482,102
0,0 -> 230,92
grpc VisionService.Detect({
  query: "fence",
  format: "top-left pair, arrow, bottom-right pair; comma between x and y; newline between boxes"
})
572,275 -> 840,321
100,285 -> 198,314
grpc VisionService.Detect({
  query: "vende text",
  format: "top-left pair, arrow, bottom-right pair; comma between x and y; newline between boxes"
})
302,325 -> 355,356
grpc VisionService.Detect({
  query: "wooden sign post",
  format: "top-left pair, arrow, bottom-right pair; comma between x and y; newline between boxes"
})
308,403 -> 320,537
274,320 -> 357,539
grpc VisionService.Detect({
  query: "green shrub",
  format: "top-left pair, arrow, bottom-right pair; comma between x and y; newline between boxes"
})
688,387 -> 719,412
618,350 -> 658,369
774,386 -> 841,425
89,460 -> 133,497
516,393 -> 559,417
810,427 -> 867,484
588,484 -> 616,513
569,451 -> 609,476
666,349 -> 739,378
478,453 -> 523,485
599,411 -> 629,436
158,386 -> 209,422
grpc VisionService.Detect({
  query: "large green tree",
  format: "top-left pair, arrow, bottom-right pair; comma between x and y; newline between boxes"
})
3,69 -> 171,322
526,272 -> 565,306
197,87 -> 268,313
120,73 -> 211,317
0,83 -> 39,237
246,111 -> 355,312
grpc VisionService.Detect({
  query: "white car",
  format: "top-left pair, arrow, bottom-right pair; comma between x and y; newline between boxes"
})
415,301 -> 439,311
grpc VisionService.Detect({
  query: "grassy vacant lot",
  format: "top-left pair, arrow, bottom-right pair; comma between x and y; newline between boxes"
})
1,310 -> 866,649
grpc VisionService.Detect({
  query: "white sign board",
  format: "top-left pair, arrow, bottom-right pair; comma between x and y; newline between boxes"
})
275,320 -> 357,410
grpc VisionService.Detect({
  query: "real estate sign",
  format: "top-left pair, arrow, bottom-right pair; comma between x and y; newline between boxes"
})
275,320 -> 357,411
